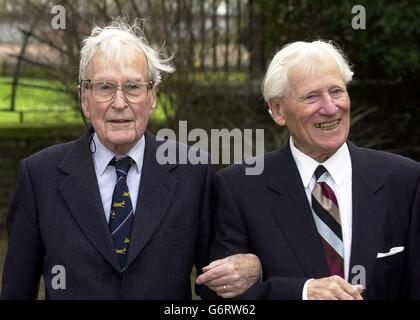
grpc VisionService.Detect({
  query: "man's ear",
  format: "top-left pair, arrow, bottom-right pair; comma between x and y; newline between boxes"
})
149,86 -> 157,115
78,85 -> 91,118
268,99 -> 286,126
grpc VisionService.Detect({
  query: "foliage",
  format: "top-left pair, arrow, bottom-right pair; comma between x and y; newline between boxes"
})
252,0 -> 420,83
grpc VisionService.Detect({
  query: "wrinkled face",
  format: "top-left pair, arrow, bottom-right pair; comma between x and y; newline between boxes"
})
269,63 -> 351,162
80,46 -> 156,154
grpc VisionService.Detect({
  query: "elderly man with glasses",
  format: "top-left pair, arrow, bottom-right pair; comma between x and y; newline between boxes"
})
1,18 -> 260,300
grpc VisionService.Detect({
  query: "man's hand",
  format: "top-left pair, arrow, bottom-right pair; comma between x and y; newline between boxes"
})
196,253 -> 261,299
307,275 -> 364,300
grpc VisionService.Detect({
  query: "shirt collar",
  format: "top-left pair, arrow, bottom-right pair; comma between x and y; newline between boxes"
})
289,137 -> 351,188
92,133 -> 145,176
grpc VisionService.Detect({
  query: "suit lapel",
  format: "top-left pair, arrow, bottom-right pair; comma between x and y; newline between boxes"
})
58,130 -> 120,272
348,142 -> 387,287
267,144 -> 329,278
126,131 -> 179,267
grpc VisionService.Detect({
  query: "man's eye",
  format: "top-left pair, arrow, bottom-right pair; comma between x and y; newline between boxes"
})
330,88 -> 345,98
303,94 -> 319,102
125,83 -> 140,90
98,83 -> 113,90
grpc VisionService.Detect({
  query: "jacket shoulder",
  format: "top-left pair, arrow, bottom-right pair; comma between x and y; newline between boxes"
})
353,146 -> 420,174
216,149 -> 279,181
21,139 -> 77,175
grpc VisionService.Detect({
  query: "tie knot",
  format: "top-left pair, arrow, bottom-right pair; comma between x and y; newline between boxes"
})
314,165 -> 327,181
111,156 -> 133,178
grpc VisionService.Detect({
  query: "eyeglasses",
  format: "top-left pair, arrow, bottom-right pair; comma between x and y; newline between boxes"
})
296,87 -> 347,105
80,79 -> 155,103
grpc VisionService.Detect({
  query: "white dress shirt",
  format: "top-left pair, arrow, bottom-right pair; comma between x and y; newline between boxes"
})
289,137 -> 353,299
91,133 -> 145,223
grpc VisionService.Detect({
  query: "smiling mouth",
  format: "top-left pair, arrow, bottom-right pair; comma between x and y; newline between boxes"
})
315,119 -> 340,130
109,120 -> 132,124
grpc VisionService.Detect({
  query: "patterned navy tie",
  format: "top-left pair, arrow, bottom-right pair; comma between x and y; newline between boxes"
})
109,156 -> 134,271
311,165 -> 344,278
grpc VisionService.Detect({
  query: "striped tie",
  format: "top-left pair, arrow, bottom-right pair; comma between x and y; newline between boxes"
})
109,156 -> 134,271
311,165 -> 344,278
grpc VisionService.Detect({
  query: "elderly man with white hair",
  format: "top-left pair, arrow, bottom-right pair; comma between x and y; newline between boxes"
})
1,18 -> 260,300
197,40 -> 420,300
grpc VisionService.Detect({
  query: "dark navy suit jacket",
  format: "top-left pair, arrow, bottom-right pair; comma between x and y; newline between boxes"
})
1,130 -> 213,299
208,142 -> 420,299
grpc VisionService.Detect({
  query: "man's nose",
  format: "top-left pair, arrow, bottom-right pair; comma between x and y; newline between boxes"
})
318,93 -> 338,115
111,88 -> 128,109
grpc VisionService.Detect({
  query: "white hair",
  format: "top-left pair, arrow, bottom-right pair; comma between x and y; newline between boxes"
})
262,40 -> 353,102
79,18 -> 175,84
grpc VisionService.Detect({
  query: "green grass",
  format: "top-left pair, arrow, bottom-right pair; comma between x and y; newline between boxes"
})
0,77 -> 173,125
0,77 -> 75,110
0,77 -> 79,125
